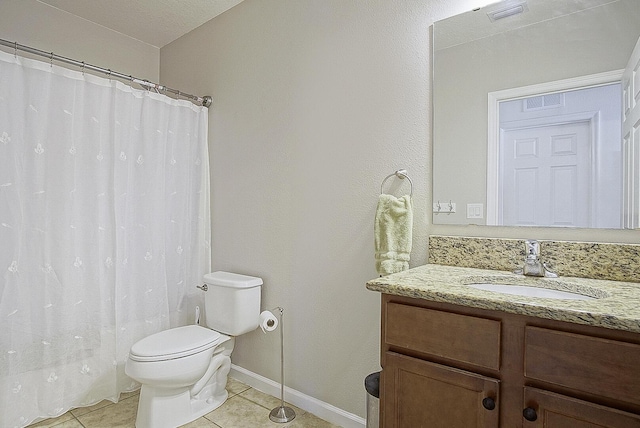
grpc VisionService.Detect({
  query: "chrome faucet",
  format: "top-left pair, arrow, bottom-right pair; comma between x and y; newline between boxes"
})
515,240 -> 557,277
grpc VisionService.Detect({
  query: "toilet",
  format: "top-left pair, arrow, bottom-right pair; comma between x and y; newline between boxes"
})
125,271 -> 263,428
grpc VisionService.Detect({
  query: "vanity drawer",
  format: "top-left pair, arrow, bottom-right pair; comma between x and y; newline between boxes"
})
524,326 -> 640,406
384,302 -> 501,370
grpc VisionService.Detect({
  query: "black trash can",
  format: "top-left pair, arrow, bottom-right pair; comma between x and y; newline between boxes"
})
365,372 -> 380,428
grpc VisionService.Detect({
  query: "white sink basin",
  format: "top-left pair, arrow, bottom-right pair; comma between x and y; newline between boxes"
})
467,283 -> 595,300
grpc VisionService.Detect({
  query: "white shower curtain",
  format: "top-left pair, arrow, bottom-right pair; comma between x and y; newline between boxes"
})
0,50 -> 211,427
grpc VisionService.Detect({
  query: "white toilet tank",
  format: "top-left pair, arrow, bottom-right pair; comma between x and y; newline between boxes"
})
202,271 -> 263,336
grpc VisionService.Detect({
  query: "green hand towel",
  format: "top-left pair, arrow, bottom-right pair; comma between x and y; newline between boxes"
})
375,194 -> 413,276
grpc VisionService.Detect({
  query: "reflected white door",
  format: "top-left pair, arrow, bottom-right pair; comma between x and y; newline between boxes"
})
622,36 -> 640,228
500,121 -> 591,226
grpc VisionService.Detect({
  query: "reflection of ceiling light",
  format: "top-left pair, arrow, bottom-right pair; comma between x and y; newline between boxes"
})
472,0 -> 499,9
487,0 -> 528,22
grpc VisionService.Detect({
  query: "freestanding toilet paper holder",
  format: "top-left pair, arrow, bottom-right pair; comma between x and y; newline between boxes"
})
269,307 -> 296,423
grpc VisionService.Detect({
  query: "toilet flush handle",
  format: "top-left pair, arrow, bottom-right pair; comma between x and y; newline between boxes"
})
196,284 -> 208,291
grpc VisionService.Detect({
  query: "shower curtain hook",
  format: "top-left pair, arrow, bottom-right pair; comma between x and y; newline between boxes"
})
14,41 -> 17,58
50,52 -> 54,68
81,61 -> 85,75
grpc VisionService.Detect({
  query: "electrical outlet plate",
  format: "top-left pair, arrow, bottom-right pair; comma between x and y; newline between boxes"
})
433,202 -> 456,213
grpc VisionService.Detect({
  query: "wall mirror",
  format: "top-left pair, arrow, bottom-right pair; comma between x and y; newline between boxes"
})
432,0 -> 640,229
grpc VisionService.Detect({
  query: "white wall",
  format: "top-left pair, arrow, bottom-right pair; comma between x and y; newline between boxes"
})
160,0 -> 480,419
0,0 -> 159,82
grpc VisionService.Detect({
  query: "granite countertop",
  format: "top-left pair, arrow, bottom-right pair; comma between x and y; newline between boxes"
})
366,264 -> 640,333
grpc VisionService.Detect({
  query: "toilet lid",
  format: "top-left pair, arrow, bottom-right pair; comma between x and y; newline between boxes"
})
129,325 -> 222,362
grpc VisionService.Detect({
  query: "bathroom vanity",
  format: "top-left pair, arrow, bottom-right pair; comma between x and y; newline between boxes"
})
367,263 -> 640,427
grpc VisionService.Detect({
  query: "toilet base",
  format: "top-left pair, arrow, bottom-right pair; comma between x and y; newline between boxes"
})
128,336 -> 235,428
135,384 -> 228,428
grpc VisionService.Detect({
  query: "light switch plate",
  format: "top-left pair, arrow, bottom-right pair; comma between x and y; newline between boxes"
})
467,203 -> 483,219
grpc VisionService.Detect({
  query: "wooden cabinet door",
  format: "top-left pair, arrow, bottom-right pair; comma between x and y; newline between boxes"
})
382,351 -> 500,428
523,387 -> 640,427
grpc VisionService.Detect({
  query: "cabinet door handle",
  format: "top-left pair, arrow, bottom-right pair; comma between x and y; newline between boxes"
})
482,397 -> 496,410
523,407 -> 538,421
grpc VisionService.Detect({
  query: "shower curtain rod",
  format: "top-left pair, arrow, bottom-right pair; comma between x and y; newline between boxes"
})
0,38 -> 212,108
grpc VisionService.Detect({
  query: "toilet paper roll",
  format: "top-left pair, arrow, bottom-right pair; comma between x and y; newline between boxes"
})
259,310 -> 278,333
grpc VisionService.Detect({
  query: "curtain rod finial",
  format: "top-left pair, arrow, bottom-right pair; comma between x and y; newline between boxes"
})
202,96 -> 212,108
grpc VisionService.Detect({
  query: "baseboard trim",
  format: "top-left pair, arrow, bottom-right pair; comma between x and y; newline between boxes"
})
230,364 -> 366,428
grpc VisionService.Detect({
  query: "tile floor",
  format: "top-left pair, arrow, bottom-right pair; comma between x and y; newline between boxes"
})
28,378 -> 341,428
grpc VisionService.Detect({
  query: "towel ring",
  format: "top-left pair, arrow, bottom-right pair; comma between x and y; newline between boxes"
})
380,169 -> 413,197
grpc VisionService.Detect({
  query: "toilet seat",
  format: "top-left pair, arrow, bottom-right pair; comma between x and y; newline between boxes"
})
129,325 -> 222,362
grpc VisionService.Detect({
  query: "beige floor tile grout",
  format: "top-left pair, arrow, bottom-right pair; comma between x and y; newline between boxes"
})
28,379 -> 338,428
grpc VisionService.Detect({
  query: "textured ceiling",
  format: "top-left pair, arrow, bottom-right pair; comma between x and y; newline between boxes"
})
435,0 -> 617,50
38,0 -> 245,48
